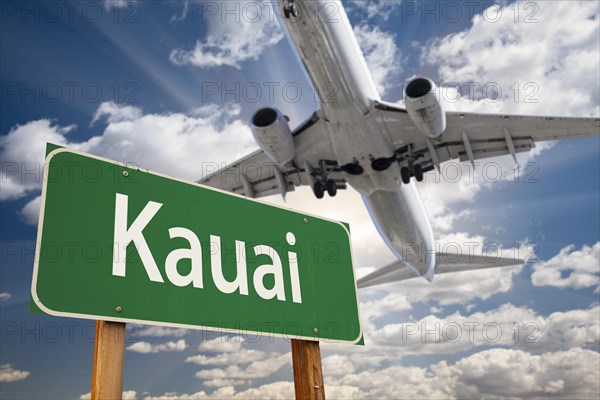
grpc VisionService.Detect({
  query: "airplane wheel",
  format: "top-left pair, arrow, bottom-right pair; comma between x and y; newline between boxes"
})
414,165 -> 424,182
290,4 -> 298,17
283,6 -> 290,19
401,167 -> 411,184
313,181 -> 325,199
326,180 -> 337,197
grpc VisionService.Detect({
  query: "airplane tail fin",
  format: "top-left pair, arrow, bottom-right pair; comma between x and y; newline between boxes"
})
357,252 -> 523,289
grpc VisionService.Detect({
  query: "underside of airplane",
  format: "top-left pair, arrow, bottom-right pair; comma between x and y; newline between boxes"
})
200,0 -> 600,287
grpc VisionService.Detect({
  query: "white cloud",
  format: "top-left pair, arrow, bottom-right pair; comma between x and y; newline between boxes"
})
197,336 -> 245,353
91,101 -> 143,125
422,1 -> 600,116
532,242 -> 600,291
170,1 -> 283,69
0,120 -> 73,201
354,25 -> 401,95
1,102 -> 256,225
368,304 -> 599,355
133,325 -> 189,338
0,292 -> 11,301
18,195 -> 41,225
126,339 -> 187,354
194,352 -> 290,381
103,0 -> 137,11
83,346 -> 600,399
141,382 -> 294,400
203,379 -> 248,388
327,347 -> 599,399
186,349 -> 266,366
447,347 -> 599,399
0,364 -> 30,382
322,354 -> 356,376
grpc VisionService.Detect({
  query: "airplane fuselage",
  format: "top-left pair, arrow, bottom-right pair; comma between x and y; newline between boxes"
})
277,0 -> 436,278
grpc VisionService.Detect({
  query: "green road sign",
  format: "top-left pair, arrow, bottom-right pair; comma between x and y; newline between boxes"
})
31,146 -> 362,344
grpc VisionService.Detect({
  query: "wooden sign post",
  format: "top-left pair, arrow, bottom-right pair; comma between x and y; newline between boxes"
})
291,339 -> 325,400
91,321 -> 126,400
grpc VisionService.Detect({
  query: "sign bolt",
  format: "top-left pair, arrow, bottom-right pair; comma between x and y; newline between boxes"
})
304,218 -> 308,223
115,306 -> 122,313
313,328 -> 318,334
122,171 -> 129,177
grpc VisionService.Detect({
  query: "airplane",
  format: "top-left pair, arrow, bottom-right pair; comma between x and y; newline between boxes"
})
200,0 -> 600,288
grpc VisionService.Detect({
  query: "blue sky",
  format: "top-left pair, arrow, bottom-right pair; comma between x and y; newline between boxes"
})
1,1 -> 599,398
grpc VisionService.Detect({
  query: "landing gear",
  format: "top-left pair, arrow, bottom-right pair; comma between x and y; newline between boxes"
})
306,160 -> 346,199
414,164 -> 424,182
283,1 -> 297,19
312,180 -> 337,199
400,164 -> 424,184
326,180 -> 337,197
400,166 -> 411,184
313,181 -> 325,199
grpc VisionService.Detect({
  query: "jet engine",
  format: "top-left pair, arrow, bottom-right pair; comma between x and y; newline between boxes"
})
404,77 -> 446,138
251,107 -> 296,165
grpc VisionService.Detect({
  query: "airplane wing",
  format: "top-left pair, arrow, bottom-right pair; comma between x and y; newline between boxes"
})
372,100 -> 600,174
357,252 -> 522,289
199,112 -> 346,198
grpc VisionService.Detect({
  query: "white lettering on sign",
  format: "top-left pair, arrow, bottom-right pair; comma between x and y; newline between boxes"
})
112,193 -> 303,303
113,193 -> 164,282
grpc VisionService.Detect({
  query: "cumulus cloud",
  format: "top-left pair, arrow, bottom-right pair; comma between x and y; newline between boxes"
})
354,25 -> 401,95
369,304 -> 599,355
18,195 -> 42,225
532,242 -> 600,291
91,101 -> 143,125
322,354 -> 356,376
197,336 -> 245,353
0,120 -> 73,201
170,1 -> 283,69
0,101 -> 256,224
126,339 -> 187,354
83,347 -> 599,399
0,364 -> 30,382
186,349 -> 266,366
132,325 -> 189,338
0,292 -> 11,302
422,1 -> 600,116
139,382 -> 294,400
447,348 -> 599,399
327,347 -> 599,399
194,352 -> 291,386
